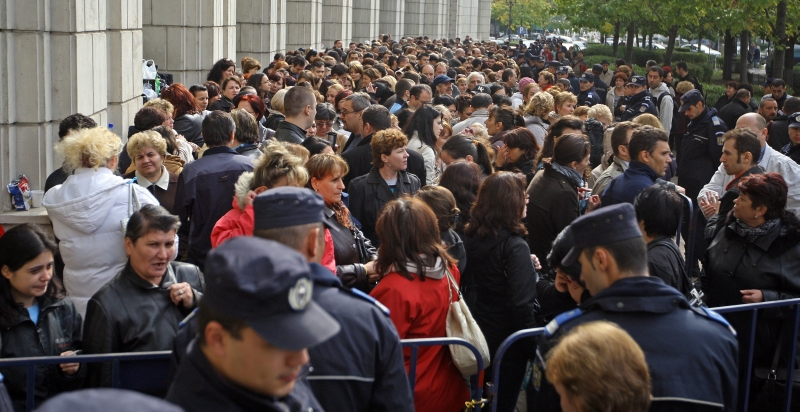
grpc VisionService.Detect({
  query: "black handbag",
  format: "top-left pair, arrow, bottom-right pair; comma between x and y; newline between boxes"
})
751,324 -> 800,412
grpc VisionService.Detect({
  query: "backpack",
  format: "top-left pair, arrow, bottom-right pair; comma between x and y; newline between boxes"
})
657,92 -> 680,134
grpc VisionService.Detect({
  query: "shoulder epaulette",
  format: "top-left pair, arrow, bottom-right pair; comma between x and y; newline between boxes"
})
544,308 -> 583,337
349,288 -> 390,316
698,306 -> 737,336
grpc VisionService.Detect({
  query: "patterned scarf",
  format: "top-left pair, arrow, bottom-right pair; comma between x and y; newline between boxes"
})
733,218 -> 779,243
328,201 -> 355,231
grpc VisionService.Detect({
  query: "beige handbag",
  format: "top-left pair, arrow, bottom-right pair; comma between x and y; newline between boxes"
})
445,267 -> 491,377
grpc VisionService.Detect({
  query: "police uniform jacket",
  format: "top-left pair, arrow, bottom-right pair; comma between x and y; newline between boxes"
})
593,77 -> 609,102
304,263 -> 414,412
782,142 -> 800,165
577,87 -> 602,107
0,296 -> 85,411
537,276 -> 738,412
83,261 -> 204,387
677,107 -> 727,201
166,339 -> 324,412
620,90 -> 659,121
348,168 -> 421,245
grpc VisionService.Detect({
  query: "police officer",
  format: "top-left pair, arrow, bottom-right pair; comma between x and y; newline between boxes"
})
546,61 -> 560,75
590,64 -> 609,102
531,204 -> 738,412
677,89 -> 727,202
576,73 -> 602,107
252,187 -> 415,412
166,236 -> 340,411
529,56 -> 544,79
620,75 -> 659,122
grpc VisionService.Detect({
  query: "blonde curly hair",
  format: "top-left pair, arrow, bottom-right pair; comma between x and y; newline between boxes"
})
126,131 -> 167,160
524,91 -> 554,118
143,99 -> 175,117
252,143 -> 310,189
58,127 -> 122,173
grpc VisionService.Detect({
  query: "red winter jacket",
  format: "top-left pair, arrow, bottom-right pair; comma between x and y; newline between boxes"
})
370,264 -> 469,412
210,199 -> 336,272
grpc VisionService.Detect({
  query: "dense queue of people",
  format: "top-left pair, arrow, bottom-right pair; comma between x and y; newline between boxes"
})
3,32 -> 800,411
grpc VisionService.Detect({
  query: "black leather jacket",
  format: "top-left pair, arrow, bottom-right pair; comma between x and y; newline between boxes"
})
324,206 -> 377,292
273,121 -> 306,144
0,296 -> 85,411
83,261 -> 204,387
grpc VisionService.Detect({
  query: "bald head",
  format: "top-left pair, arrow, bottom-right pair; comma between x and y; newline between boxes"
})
735,113 -> 768,146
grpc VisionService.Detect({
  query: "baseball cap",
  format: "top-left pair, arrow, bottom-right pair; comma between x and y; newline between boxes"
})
788,112 -> 800,128
473,84 -> 492,94
204,236 -> 341,351
678,89 -> 705,113
626,75 -> 647,87
432,74 -> 455,87
561,203 -> 643,267
592,64 -> 603,73
253,187 -> 338,233
579,73 -> 595,83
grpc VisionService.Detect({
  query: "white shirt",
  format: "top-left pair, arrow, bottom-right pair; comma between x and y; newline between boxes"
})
698,144 -> 800,215
134,165 -> 170,190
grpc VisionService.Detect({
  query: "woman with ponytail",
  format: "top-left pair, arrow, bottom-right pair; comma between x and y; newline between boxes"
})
440,134 -> 494,176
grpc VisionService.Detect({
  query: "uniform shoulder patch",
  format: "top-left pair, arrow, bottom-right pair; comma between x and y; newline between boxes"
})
349,287 -> 391,316
699,306 -> 737,336
544,308 -> 583,337
712,116 -> 721,126
587,92 -> 593,98
640,105 -> 647,112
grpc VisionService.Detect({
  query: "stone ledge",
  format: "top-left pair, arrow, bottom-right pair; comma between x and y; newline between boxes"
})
0,207 -> 51,225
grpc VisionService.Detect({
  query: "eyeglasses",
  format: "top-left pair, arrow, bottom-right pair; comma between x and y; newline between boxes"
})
339,108 -> 364,116
315,121 -> 334,128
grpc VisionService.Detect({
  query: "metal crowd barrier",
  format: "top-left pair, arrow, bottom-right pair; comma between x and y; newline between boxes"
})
401,337 -> 486,411
488,298 -> 800,412
0,338 -> 486,412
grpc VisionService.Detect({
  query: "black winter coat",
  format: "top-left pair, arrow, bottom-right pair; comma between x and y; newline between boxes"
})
263,111 -> 285,131
584,118 -> 605,168
173,113 -> 204,147
705,215 -> 800,366
525,166 -> 580,274
769,114 -> 791,152
324,206 -> 377,292
717,98 -> 750,134
83,261 -> 204,387
348,168 -> 421,245
0,296 -> 85,411
462,229 -> 538,351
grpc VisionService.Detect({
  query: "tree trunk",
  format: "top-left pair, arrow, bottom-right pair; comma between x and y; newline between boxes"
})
649,33 -> 654,50
784,36 -> 796,85
613,21 -> 621,56
665,25 -> 679,67
739,30 -> 749,84
626,21 -> 635,65
722,30 -> 734,80
507,2 -> 513,41
772,0 -> 787,77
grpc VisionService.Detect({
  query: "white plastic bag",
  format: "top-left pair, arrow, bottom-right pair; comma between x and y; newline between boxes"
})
143,59 -> 157,80
445,269 -> 491,377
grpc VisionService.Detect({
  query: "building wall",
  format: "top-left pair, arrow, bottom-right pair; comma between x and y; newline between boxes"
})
0,0 -> 490,212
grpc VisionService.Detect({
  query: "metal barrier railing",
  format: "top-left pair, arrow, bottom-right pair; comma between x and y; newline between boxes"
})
488,298 -> 800,412
0,338 -> 487,412
401,337 -> 486,411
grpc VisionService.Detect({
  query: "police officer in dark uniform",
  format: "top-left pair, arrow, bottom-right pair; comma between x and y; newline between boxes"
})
576,73 -> 602,107
677,89 -> 727,202
529,56 -> 544,79
590,64 -> 609,102
251,187 -> 415,412
620,75 -> 659,121
166,236 -> 339,412
530,204 -> 738,412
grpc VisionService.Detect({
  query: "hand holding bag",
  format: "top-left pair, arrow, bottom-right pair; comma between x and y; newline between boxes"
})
445,267 -> 491,377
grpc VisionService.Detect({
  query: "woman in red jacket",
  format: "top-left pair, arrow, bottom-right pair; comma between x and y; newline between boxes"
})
370,197 -> 469,412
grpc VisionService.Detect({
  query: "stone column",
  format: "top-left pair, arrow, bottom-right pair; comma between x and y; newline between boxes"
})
404,0 -> 424,38
351,0 -> 377,44
321,0 -> 352,50
448,0 -> 479,40
476,0 -> 491,40
378,0 -> 403,39
107,0 -> 144,141
423,0 -> 447,39
0,0 -> 111,211
142,0 -> 237,87
237,0 -> 286,65
285,0 -> 322,51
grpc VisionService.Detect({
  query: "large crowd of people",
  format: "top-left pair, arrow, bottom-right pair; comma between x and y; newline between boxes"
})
1,32 -> 800,411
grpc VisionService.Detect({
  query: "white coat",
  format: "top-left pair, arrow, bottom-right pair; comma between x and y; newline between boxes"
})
43,168 -> 158,317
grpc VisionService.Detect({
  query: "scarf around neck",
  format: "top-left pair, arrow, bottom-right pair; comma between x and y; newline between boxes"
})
733,218 -> 779,243
551,162 -> 584,188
